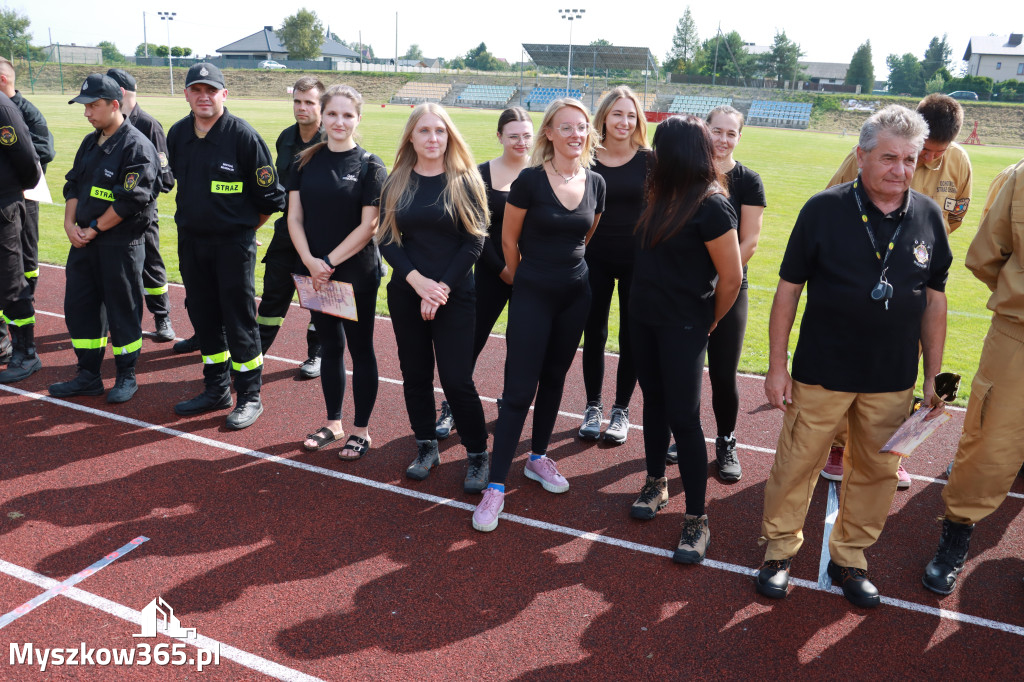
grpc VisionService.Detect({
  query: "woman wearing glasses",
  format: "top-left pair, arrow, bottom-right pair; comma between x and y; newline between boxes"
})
628,115 -> 741,563
472,98 -> 605,532
578,86 -> 650,445
378,103 -> 491,494
434,107 -> 534,441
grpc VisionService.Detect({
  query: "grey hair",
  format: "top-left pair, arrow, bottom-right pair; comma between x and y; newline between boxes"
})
859,104 -> 929,153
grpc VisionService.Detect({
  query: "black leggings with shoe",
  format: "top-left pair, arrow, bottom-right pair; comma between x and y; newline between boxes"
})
310,287 -> 379,425
388,281 -> 488,453
489,266 -> 591,485
582,253 -> 637,406
632,319 -> 709,517
706,287 -> 748,437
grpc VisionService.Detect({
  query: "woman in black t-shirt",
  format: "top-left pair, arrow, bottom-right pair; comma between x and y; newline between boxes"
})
579,86 -> 650,445
433,106 -> 534,439
702,105 -> 766,481
288,85 -> 387,461
378,103 -> 491,494
629,115 -> 742,564
472,98 -> 605,533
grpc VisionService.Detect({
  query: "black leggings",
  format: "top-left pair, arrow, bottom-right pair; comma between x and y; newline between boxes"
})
489,267 -> 591,485
388,281 -> 488,453
582,254 -> 637,407
310,287 -> 379,426
632,318 -> 709,517
472,264 -> 512,362
706,286 -> 748,437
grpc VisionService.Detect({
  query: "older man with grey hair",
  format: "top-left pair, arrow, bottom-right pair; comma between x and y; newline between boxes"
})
753,105 -> 952,608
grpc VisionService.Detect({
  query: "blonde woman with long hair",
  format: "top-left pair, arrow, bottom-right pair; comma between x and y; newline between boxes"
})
578,85 -> 651,446
472,98 -> 605,532
378,103 -> 492,493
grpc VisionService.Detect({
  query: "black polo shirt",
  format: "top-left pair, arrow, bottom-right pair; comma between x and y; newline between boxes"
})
166,108 -> 285,236
63,118 -> 160,245
780,181 -> 952,393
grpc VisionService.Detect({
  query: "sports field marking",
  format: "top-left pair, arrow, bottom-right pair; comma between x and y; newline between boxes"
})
0,556 -> 324,681
2,383 -> 1022,639
0,536 -> 148,629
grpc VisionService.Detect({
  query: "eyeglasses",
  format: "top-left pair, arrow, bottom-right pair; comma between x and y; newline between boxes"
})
504,134 -> 533,144
554,123 -> 589,136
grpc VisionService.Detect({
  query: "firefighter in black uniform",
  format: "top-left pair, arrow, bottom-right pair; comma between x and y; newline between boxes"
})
0,85 -> 41,383
167,63 -> 285,429
107,68 -> 177,343
257,75 -> 324,378
0,57 -> 52,369
49,74 -> 160,403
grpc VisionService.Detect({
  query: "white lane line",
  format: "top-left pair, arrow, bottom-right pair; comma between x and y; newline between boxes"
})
2,383 -> 1023,639
0,557 -> 324,681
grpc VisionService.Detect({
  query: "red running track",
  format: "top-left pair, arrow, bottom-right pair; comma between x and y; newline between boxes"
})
0,264 -> 1021,680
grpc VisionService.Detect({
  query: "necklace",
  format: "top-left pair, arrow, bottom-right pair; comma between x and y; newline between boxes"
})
550,161 -> 580,184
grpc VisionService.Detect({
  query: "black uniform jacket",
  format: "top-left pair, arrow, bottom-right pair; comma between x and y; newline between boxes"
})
0,92 -> 41,204
63,119 -> 160,245
167,108 -> 285,236
128,105 -> 174,193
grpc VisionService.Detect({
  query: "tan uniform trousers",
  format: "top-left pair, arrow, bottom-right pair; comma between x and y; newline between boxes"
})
944,315 -> 1024,525
760,381 -> 912,568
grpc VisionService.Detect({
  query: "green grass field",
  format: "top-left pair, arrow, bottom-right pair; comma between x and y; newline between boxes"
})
28,93 -> 1024,405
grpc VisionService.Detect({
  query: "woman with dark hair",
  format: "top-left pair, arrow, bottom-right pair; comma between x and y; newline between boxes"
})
628,115 -> 742,564
578,85 -> 650,445
378,103 -> 491,494
434,106 -> 534,439
288,85 -> 387,460
471,98 -> 605,532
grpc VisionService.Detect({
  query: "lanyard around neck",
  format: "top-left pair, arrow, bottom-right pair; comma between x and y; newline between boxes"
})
852,177 -> 905,271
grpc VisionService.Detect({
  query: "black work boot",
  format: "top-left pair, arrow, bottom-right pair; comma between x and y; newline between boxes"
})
226,391 -> 263,429
922,519 -> 975,595
49,368 -> 105,397
107,369 -> 138,403
0,324 -> 42,383
173,334 -> 201,354
153,315 -> 175,343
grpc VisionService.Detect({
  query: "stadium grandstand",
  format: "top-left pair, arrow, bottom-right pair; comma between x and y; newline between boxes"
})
457,85 -> 518,107
667,95 -> 734,117
521,43 -> 657,112
747,100 -> 813,128
390,81 -> 451,104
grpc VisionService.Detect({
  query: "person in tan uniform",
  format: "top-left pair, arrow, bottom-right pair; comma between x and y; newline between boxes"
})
820,93 -> 972,489
922,159 -> 1024,595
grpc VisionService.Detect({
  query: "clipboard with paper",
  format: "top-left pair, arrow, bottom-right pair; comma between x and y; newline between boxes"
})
291,274 -> 358,321
879,372 -> 961,457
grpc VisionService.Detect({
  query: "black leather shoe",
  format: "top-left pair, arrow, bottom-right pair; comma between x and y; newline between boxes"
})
827,560 -> 880,608
226,392 -> 263,429
173,334 -> 201,354
174,388 -> 232,416
107,371 -> 138,403
49,370 -> 104,398
756,559 -> 791,599
922,519 -> 974,595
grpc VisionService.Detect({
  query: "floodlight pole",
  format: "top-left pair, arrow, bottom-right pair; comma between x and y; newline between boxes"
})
559,9 -> 584,94
159,11 -> 176,93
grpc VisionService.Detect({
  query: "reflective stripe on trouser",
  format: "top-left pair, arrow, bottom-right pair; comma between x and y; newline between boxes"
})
759,381 -> 911,569
256,315 -> 283,327
178,231 -> 262,395
944,316 -> 1024,525
24,269 -> 39,279
2,313 -> 35,327
232,354 -> 263,372
202,351 -> 230,365
142,221 -> 170,317
64,242 -> 145,374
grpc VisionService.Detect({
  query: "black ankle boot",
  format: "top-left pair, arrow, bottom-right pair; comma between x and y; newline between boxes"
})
922,519 -> 974,595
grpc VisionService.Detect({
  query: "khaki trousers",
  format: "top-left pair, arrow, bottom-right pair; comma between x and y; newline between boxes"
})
944,316 -> 1024,524
760,381 -> 912,568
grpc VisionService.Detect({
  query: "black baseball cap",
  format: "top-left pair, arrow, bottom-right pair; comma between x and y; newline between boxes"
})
68,74 -> 123,104
185,63 -> 225,90
106,68 -> 137,92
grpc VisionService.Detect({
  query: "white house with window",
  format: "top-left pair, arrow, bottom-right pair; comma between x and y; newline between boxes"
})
963,33 -> 1024,82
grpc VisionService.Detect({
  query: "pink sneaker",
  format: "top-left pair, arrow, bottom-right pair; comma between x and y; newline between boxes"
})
472,488 -> 505,532
524,455 -> 569,493
896,463 -> 912,490
820,446 -> 844,481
